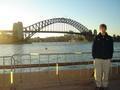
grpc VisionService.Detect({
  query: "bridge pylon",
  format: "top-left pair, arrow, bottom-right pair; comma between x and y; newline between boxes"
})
13,22 -> 24,41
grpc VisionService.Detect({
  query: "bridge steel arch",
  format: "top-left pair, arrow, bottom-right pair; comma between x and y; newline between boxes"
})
23,18 -> 89,40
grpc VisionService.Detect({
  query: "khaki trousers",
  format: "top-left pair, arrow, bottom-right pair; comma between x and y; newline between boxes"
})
94,59 -> 111,87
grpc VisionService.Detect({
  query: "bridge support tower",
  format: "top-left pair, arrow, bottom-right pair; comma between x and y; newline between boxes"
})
13,22 -> 24,41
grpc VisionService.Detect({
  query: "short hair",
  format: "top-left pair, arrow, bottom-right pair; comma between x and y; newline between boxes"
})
100,24 -> 107,30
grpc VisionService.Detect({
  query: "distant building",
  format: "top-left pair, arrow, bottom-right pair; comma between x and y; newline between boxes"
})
13,22 -> 23,40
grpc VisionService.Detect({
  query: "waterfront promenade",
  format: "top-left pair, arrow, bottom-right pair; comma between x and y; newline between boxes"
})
0,52 -> 119,90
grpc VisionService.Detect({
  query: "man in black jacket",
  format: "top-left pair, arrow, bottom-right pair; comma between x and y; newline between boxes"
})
92,24 -> 114,90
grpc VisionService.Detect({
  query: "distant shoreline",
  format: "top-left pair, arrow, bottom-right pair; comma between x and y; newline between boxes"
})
0,41 -> 32,44
0,40 -> 88,44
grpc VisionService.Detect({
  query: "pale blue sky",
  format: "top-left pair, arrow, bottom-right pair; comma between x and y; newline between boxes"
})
0,0 -> 120,36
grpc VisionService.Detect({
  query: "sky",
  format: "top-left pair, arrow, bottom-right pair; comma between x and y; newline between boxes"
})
0,0 -> 120,37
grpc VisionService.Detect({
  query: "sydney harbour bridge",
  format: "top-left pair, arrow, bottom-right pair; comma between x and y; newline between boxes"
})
0,18 -> 89,40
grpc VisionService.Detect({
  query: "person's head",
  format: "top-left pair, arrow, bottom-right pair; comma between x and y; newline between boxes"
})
99,24 -> 107,34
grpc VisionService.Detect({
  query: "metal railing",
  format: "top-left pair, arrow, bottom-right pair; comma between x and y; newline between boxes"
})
0,51 -> 120,90
0,51 -> 120,72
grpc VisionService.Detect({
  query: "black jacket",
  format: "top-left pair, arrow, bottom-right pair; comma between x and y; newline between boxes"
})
92,33 -> 114,59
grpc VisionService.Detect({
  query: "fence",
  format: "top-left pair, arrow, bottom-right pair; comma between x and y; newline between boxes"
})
0,51 -> 120,90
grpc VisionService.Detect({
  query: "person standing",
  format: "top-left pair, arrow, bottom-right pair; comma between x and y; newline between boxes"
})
92,24 -> 114,90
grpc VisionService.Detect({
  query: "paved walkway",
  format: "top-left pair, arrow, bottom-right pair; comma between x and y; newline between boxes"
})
0,70 -> 120,90
23,79 -> 120,90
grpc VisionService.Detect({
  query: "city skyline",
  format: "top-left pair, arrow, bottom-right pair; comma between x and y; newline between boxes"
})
0,0 -> 120,37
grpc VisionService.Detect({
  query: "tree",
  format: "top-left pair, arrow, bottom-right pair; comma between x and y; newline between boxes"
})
94,29 -> 97,36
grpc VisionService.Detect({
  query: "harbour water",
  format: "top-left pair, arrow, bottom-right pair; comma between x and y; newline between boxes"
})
0,42 -> 120,73
0,42 -> 119,56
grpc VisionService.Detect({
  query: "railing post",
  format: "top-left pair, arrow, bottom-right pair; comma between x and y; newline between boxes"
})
56,54 -> 62,85
20,55 -> 23,83
56,55 -> 59,75
3,57 -> 5,88
30,54 -> 31,72
117,62 -> 119,74
48,55 -> 50,72
39,54 -> 41,71
10,56 -> 16,90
